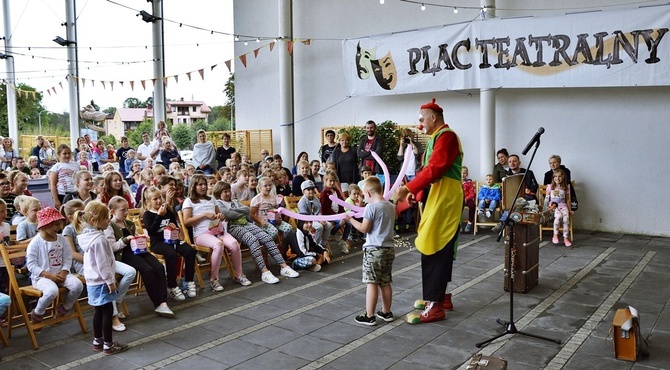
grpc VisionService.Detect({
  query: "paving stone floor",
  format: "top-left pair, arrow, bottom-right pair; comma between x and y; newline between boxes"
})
2,230 -> 669,369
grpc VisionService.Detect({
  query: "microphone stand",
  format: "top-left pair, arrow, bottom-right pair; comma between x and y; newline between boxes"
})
476,137 -> 560,348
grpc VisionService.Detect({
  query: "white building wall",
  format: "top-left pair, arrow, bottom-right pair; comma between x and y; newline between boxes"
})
234,0 -> 670,236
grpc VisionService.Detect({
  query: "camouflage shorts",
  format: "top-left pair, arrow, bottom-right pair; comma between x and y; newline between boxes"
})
362,247 -> 395,286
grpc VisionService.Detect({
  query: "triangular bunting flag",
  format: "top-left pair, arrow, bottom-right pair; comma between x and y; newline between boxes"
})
186,72 -> 192,81
198,69 -> 204,80
211,64 -> 217,71
270,42 -> 275,51
130,81 -> 135,91
287,41 -> 294,56
119,81 -> 124,87
82,78 -> 86,87
52,87 -> 57,95
31,91 -> 36,99
47,89 -> 51,96
302,39 -> 311,45
141,80 -> 146,90
225,60 -> 231,73
101,81 -> 106,89
254,49 -> 260,58
240,55 -> 247,68
72,75 -> 78,85
110,81 -> 114,91
152,79 -> 156,87
173,75 -> 178,84
163,77 -> 168,87
59,82 -> 63,90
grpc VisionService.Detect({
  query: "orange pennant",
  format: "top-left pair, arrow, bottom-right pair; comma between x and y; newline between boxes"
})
225,60 -> 231,73
130,81 -> 135,91
198,69 -> 204,80
186,72 -> 192,80
301,39 -> 311,45
163,77 -> 168,87
287,41 -> 294,56
269,42 -> 275,51
240,55 -> 247,68
141,80 -> 146,90
31,91 -> 36,99
59,81 -> 63,90
152,79 -> 156,87
254,49 -> 260,58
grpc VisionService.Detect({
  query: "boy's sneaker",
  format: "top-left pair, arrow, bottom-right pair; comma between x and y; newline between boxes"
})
309,264 -> 322,272
92,338 -> 103,352
261,271 -> 280,284
169,286 -> 186,301
485,210 -> 492,218
233,275 -> 252,286
103,341 -> 129,356
478,209 -> 484,216
210,280 -> 224,292
185,281 -> 197,298
354,312 -> 377,326
280,266 -> 300,278
376,310 -> 394,322
491,223 -> 502,234
339,240 -> 349,254
464,223 -> 472,233
154,305 -> 175,318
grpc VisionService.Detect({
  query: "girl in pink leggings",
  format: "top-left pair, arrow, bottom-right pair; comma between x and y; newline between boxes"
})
182,174 -> 248,291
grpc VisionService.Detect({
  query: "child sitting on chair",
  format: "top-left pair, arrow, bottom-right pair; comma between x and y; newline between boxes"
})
544,169 -> 573,247
286,220 -> 330,272
461,167 -> 476,233
477,174 -> 502,219
25,207 -> 84,325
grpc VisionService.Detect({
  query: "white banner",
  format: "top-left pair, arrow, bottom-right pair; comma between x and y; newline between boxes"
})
343,5 -> 670,97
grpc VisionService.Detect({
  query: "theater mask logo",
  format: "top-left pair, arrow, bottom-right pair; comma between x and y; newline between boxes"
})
356,42 -> 397,90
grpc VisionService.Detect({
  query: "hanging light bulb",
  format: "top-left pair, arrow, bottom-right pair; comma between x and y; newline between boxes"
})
256,37 -> 260,43
379,0 -> 384,4
244,41 -> 248,46
453,7 -> 458,13
421,3 -> 425,11
234,35 -> 239,41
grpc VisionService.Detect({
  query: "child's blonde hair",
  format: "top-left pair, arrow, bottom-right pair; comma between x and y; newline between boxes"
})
23,196 -> 40,214
361,176 -> 382,195
13,195 -> 27,214
73,201 -> 109,232
108,195 -> 129,216
347,183 -> 361,195
60,199 -> 85,222
153,164 -> 167,176
140,186 -> 162,214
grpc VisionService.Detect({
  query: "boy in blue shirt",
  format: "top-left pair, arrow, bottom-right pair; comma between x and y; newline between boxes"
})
346,176 -> 396,326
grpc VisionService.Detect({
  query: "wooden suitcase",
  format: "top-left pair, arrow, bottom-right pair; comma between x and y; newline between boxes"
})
504,224 -> 539,293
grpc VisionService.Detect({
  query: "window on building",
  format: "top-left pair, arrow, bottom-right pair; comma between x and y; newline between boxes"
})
192,106 -> 197,112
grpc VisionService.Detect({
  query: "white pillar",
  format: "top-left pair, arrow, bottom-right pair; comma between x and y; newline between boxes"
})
2,0 -> 17,143
278,0 -> 294,162
480,0 -> 496,179
152,0 -> 167,130
65,0 -> 79,149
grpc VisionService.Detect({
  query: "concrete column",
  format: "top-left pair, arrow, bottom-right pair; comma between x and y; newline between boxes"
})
2,0 -> 17,143
480,0 -> 496,178
65,0 -> 79,149
152,0 -> 167,130
278,0 -> 295,162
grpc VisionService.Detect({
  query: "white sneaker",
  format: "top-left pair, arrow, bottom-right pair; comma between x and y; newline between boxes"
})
280,266 -> 300,278
309,264 -> 322,272
196,253 -> 206,265
339,240 -> 350,254
234,275 -> 252,286
154,305 -> 175,318
169,286 -> 185,301
261,271 -> 280,284
185,281 -> 197,298
210,280 -> 224,292
485,210 -> 492,218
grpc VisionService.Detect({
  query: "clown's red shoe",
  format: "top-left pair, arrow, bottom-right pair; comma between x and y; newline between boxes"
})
414,293 -> 453,311
407,301 -> 445,324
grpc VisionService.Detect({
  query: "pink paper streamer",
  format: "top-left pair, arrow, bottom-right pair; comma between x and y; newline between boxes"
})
329,194 -> 365,213
371,151 -> 390,196
277,207 -> 361,222
387,143 -> 413,199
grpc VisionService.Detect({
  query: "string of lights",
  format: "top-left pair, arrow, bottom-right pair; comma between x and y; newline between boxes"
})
395,0 -> 665,12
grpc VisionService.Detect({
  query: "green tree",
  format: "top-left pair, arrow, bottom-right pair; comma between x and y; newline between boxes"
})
210,116 -> 231,132
98,134 -> 117,147
224,74 -> 235,129
171,123 -> 194,150
123,97 -> 152,108
127,120 -> 154,148
0,83 -> 46,136
103,107 -> 117,116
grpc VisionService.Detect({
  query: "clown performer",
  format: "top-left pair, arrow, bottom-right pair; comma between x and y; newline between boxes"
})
395,98 -> 463,324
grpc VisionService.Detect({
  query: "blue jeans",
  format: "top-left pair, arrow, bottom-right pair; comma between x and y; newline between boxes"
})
478,199 -> 498,211
114,261 -> 137,317
0,292 -> 10,316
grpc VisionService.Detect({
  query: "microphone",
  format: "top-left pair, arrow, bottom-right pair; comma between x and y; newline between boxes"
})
521,127 -> 545,155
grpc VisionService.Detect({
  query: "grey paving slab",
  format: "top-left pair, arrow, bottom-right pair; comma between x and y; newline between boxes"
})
310,321 -> 374,344
495,337 -> 560,368
161,354 -> 230,370
29,339 -> 97,368
401,343 -> 473,369
115,340 -> 185,367
239,324 -> 303,349
199,338 -> 269,367
274,312 -> 332,335
70,354 -> 138,370
276,334 -> 341,361
230,349 -> 309,369
161,325 -> 224,350
565,351 -> 634,370
203,314 -> 260,335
